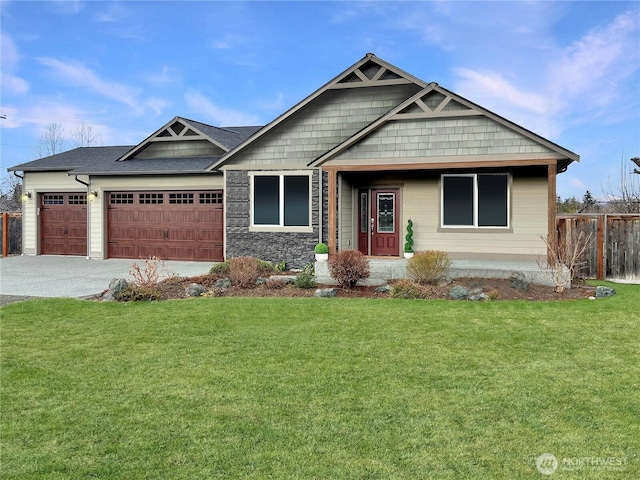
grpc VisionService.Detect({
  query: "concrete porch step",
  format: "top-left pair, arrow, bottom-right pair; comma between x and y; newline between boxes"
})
315,258 -> 563,288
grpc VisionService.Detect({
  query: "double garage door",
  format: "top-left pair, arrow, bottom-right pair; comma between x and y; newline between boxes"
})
39,190 -> 224,261
107,190 -> 224,261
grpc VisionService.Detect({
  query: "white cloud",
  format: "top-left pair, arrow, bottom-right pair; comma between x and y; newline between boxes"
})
144,65 -> 178,86
37,57 -> 143,113
550,10 -> 640,108
0,33 -> 29,96
184,91 -> 260,126
145,97 -> 170,117
1,74 -> 29,96
450,8 -> 639,140
570,178 -> 587,189
453,68 -> 549,115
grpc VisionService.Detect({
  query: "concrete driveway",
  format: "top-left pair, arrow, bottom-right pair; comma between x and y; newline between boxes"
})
0,255 -> 213,303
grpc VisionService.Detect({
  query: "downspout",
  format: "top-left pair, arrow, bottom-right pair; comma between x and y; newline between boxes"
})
74,175 -> 91,259
74,175 -> 89,187
318,167 -> 323,244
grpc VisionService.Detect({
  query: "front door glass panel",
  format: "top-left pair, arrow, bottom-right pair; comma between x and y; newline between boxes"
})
377,193 -> 395,233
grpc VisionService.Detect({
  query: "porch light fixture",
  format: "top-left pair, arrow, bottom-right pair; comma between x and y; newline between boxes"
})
21,191 -> 32,202
88,190 -> 98,201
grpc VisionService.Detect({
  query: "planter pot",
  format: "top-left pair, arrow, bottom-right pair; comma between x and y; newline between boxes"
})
315,253 -> 329,262
403,252 -> 414,259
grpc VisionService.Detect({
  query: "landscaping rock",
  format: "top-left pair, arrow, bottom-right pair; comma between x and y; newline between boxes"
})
510,272 -> 529,292
185,283 -> 207,297
449,285 -> 470,300
215,278 -> 232,289
255,277 -> 268,286
469,293 -> 489,301
595,286 -> 616,298
314,288 -> 338,298
269,275 -> 296,285
375,284 -> 393,294
102,278 -> 129,302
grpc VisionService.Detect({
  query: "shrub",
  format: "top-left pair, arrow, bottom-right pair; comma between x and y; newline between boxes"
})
228,256 -> 260,288
114,285 -> 162,302
130,256 -> 163,289
209,261 -> 230,276
404,219 -> 414,253
294,271 -> 317,289
256,259 -> 287,275
488,289 -> 500,301
314,243 -> 329,254
390,279 -> 426,299
328,249 -> 370,289
266,278 -> 287,290
406,250 -> 452,284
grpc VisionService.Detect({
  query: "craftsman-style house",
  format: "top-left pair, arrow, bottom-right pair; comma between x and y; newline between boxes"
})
9,53 -> 578,268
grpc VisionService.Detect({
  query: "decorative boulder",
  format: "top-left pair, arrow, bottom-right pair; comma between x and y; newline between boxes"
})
215,278 -> 232,289
595,286 -> 616,298
449,285 -> 470,300
314,288 -> 338,298
469,293 -> 489,301
510,272 -> 529,292
102,278 -> 129,302
185,283 -> 207,297
375,284 -> 393,294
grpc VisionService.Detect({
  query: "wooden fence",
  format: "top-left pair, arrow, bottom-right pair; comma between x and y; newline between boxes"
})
557,214 -> 640,281
1,212 -> 22,257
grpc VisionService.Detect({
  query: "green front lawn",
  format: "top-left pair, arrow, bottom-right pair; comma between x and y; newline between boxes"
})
2,283 -> 638,479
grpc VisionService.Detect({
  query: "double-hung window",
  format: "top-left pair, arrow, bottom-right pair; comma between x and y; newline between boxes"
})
250,171 -> 312,232
441,173 -> 509,228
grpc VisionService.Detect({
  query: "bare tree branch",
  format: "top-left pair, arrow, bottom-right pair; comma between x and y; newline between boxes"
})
72,121 -> 103,148
601,158 -> 640,213
34,123 -> 66,158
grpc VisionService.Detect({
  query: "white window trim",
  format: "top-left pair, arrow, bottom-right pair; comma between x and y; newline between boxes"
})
440,173 -> 510,229
249,170 -> 313,233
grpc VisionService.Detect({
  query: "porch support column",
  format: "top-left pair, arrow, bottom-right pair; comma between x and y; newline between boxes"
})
327,168 -> 337,254
547,163 -> 557,266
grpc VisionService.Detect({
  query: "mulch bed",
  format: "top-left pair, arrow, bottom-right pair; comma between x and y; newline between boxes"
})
150,275 -> 596,301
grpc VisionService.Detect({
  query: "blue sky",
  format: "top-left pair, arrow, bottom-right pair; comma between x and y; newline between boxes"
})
1,0 -> 639,199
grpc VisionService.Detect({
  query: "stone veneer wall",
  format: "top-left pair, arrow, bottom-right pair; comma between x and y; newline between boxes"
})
225,170 -> 320,269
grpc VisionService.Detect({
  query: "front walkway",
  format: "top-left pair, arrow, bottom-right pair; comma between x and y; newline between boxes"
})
315,257 -> 558,287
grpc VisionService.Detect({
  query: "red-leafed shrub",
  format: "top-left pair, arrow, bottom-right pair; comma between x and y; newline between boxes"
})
328,249 -> 370,289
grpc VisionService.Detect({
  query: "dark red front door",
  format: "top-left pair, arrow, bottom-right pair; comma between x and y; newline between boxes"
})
358,188 -> 400,256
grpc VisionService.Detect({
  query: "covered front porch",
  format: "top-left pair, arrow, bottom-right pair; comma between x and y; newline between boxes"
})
322,162 -> 559,264
315,257 -> 560,288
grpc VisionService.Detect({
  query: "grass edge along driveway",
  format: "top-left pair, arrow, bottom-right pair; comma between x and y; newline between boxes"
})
1,282 -> 638,479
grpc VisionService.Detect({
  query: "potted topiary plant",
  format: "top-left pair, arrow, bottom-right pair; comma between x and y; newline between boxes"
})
314,242 -> 329,261
404,219 -> 414,259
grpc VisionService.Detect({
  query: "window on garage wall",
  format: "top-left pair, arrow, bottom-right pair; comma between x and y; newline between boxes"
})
250,171 -> 313,232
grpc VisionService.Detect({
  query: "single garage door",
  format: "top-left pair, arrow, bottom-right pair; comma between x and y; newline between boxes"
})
107,190 -> 223,261
40,193 -> 87,255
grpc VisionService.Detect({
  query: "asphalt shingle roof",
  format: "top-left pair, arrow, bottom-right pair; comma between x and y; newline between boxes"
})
71,157 -> 220,175
7,146 -> 133,172
7,121 -> 262,175
179,118 -> 262,150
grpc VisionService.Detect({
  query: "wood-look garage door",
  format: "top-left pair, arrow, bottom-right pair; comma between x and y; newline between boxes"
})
40,193 -> 87,255
107,191 -> 223,261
